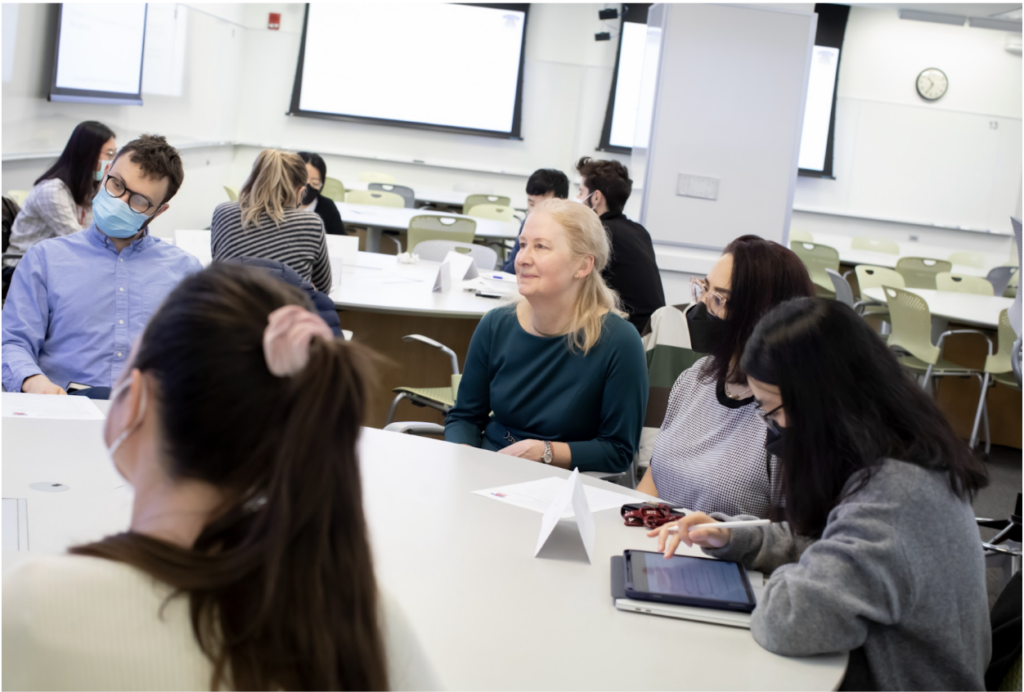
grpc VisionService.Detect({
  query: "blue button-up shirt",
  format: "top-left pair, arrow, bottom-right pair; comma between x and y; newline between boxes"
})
2,225 -> 202,392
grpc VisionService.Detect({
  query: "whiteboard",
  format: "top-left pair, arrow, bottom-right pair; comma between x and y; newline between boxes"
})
794,96 -> 1022,235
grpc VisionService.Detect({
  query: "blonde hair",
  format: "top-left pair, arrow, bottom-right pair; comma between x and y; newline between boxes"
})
529,198 -> 625,354
238,149 -> 308,229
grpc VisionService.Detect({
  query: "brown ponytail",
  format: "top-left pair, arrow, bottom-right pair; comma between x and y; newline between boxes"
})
71,264 -> 388,691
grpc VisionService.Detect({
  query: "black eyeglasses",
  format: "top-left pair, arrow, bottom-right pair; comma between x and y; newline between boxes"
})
755,402 -> 784,434
104,175 -> 156,214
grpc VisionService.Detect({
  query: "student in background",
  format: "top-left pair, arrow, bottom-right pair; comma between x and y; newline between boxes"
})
636,236 -> 815,517
575,157 -> 664,332
3,121 -> 117,295
212,150 -> 332,291
446,198 -> 648,474
501,168 -> 569,272
2,135 -> 201,397
298,151 -> 347,236
3,264 -> 438,691
652,298 -> 990,692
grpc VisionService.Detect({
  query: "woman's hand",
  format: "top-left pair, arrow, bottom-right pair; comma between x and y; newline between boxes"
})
498,439 -> 545,462
646,511 -> 732,558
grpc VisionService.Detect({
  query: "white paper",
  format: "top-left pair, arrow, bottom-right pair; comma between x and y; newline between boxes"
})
432,260 -> 453,293
473,476 -> 637,519
325,235 -> 360,265
444,251 -> 479,281
2,394 -> 106,420
533,469 -> 595,562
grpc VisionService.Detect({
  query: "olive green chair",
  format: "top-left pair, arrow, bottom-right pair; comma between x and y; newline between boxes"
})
358,172 -> 396,184
369,183 -> 416,209
321,177 -> 347,202
948,250 -> 986,269
223,186 -> 238,202
851,236 -> 899,254
855,265 -> 905,334
385,335 -> 463,427
791,241 -> 840,294
935,272 -> 994,296
465,203 -> 514,221
895,257 -> 952,289
6,190 -> 29,206
345,189 -> 405,208
883,286 -> 992,450
464,194 -> 510,213
789,229 -> 812,242
407,215 -> 476,254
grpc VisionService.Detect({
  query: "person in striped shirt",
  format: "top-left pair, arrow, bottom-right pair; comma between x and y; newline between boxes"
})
211,149 -> 332,292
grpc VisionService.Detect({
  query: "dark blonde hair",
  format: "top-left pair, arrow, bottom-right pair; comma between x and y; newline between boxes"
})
239,149 -> 307,229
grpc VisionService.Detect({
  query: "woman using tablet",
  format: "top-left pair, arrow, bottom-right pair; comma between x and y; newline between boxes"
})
3,264 -> 437,691
636,236 -> 815,517
298,151 -> 347,236
445,198 -> 648,474
652,298 -> 990,691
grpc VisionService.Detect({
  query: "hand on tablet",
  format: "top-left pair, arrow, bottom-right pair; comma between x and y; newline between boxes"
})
647,511 -> 731,558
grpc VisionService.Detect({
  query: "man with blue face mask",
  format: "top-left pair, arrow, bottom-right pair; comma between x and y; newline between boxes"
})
2,135 -> 201,396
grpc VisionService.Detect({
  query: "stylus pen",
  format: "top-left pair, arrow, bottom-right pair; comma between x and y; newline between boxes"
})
666,519 -> 771,533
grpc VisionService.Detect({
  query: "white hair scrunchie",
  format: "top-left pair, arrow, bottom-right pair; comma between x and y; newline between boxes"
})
262,305 -> 335,377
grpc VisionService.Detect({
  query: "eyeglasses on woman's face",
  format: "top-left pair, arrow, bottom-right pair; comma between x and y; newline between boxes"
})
754,401 -> 785,434
689,276 -> 728,317
104,175 -> 155,215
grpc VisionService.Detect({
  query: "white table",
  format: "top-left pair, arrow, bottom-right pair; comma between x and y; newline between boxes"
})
808,233 -> 994,277
861,287 -> 1014,330
336,202 -> 521,253
348,182 -> 527,211
2,398 -> 847,690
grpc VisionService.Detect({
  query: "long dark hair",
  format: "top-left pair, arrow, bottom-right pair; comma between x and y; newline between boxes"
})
298,151 -> 327,184
71,264 -> 388,691
741,297 -> 988,538
704,235 -> 816,385
35,120 -> 115,206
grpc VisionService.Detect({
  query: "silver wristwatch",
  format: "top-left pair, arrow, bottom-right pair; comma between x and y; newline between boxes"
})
541,441 -> 553,464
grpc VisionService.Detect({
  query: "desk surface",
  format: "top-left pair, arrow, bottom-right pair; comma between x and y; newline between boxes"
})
1,397 -> 846,690
862,287 -> 1014,329
337,202 -> 521,240
809,233 -> 995,277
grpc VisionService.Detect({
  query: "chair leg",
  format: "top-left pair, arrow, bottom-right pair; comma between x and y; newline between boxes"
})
386,392 -> 410,427
969,373 -> 990,450
983,397 -> 991,456
922,365 -> 934,391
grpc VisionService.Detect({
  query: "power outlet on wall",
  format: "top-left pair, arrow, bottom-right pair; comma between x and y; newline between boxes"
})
676,174 -> 720,201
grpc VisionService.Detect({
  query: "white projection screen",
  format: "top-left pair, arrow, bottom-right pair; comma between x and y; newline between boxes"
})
599,4 -> 651,153
797,46 -> 840,173
290,4 -> 529,139
50,3 -> 147,105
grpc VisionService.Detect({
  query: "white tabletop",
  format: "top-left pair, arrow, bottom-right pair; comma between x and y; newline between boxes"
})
862,287 -> 1014,329
336,202 -> 521,240
807,233 -> 993,277
1,397 -> 847,690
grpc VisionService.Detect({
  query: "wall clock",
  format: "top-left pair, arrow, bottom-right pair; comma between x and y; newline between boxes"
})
916,68 -> 948,101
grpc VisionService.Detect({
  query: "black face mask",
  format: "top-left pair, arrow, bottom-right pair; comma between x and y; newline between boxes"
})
302,184 -> 320,207
686,301 -> 726,354
765,426 -> 786,458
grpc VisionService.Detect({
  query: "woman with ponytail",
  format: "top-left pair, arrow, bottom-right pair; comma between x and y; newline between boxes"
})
2,264 -> 437,691
212,149 -> 332,291
444,198 -> 648,474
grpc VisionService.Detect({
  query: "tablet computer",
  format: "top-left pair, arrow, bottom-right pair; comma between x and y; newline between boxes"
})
623,549 -> 756,613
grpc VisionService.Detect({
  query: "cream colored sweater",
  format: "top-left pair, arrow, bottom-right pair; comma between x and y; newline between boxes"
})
3,554 -> 440,691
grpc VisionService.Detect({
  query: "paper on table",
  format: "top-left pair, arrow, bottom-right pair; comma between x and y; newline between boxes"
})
2,394 -> 105,420
535,469 -> 595,562
325,235 -> 360,265
473,476 -> 638,519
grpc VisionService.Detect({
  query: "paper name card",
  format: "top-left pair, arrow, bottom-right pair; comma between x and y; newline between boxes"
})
535,469 -> 595,563
325,235 -> 360,265
432,250 -> 479,293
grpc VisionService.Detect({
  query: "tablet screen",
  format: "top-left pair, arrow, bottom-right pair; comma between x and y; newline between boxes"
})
628,552 -> 753,604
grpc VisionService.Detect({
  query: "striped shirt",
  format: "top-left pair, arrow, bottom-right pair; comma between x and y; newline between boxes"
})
650,356 -> 779,518
211,202 -> 332,291
3,179 -> 91,268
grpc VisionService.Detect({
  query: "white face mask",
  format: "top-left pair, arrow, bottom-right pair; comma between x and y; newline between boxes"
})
107,377 -> 148,462
572,192 -> 594,208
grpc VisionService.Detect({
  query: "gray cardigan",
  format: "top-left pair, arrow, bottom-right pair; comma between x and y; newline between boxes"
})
706,459 -> 990,691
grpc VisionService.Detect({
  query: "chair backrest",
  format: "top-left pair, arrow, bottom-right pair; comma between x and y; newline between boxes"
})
883,286 -> 939,364
321,177 -> 346,202
790,241 -> 840,290
935,272 -> 994,296
855,264 -> 905,294
789,228 -> 812,242
986,266 -> 1018,296
345,189 -> 405,208
851,236 -> 899,254
986,309 -> 1016,374
825,268 -> 855,307
2,196 -> 21,254
223,186 -> 238,202
407,215 -> 477,252
414,239 -> 498,270
358,172 -> 395,184
6,190 -> 29,207
465,203 -> 514,221
948,250 -> 986,269
464,194 -> 510,212
368,183 -> 416,209
895,257 -> 952,289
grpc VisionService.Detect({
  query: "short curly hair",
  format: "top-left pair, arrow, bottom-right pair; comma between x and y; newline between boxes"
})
112,134 -> 184,205
576,157 -> 632,214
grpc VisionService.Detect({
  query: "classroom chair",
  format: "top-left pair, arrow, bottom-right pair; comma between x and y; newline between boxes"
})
368,183 -> 416,209
883,285 -> 992,450
358,172 -> 396,184
788,228 -> 812,242
6,190 -> 29,207
464,194 -> 511,213
345,189 -> 405,208
407,215 -> 476,254
223,186 -> 238,202
321,177 -> 347,202
413,240 -> 498,271
935,272 -> 994,296
825,268 -> 856,308
948,250 -> 986,269
465,203 -> 514,222
972,309 -> 1022,451
851,236 -> 899,254
986,266 -> 1019,296
790,241 -> 840,294
894,257 -> 952,289
855,265 -> 905,337
385,335 -> 462,427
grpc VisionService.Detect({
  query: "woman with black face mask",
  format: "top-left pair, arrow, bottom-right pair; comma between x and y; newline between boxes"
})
298,152 -> 347,236
636,235 -> 815,518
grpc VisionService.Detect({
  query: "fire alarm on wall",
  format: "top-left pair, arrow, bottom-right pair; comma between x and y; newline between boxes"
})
268,13 -> 281,30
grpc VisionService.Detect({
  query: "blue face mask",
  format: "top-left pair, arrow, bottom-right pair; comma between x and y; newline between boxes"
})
94,160 -> 113,182
93,187 -> 150,239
